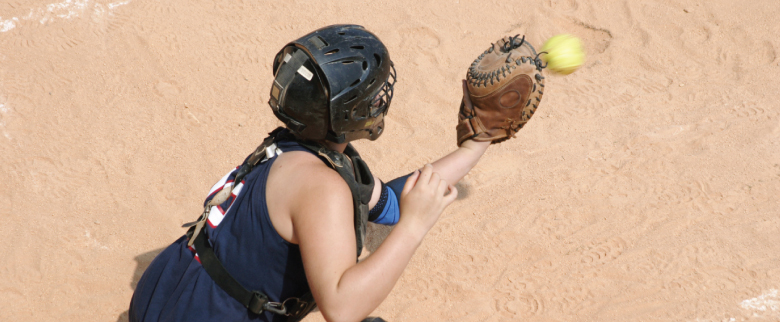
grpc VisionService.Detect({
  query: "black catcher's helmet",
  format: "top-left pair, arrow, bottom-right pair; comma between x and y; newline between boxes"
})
269,24 -> 396,143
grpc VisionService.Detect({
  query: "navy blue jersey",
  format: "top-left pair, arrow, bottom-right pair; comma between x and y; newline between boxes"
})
130,138 -> 316,322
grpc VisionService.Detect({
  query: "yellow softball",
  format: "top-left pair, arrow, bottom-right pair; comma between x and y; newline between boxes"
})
541,34 -> 585,75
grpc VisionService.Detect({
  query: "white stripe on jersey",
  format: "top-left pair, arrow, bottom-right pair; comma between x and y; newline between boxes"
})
232,182 -> 244,195
207,176 -> 246,228
207,167 -> 239,196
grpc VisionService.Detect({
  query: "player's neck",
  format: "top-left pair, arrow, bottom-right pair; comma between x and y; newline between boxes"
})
323,140 -> 347,153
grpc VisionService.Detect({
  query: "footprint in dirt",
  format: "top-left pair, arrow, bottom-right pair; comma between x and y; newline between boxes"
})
580,236 -> 627,266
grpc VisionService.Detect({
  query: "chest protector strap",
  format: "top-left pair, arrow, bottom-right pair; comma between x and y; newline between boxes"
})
184,127 -> 374,321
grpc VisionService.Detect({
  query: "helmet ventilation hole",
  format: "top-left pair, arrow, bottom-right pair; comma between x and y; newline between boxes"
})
276,25 -> 393,142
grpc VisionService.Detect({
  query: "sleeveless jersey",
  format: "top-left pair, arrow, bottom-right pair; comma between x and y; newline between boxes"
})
130,138 -> 318,322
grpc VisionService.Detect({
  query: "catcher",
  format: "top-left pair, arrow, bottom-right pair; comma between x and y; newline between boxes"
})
129,25 -> 545,322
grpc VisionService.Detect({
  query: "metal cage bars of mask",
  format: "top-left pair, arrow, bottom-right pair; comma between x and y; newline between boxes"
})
369,62 -> 396,118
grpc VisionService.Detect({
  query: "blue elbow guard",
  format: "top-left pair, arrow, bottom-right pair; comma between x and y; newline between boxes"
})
386,173 -> 411,198
369,187 -> 399,225
368,174 -> 411,226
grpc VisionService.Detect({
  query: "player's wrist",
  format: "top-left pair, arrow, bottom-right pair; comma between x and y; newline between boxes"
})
395,215 -> 430,243
459,139 -> 490,153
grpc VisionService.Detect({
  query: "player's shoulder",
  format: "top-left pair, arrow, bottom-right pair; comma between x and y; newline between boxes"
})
272,150 -> 350,196
270,150 -> 352,228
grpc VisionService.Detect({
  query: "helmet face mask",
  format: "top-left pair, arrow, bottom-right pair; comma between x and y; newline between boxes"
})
369,64 -> 396,118
269,25 -> 395,143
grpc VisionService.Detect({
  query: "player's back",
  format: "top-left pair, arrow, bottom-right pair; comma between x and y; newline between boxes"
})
129,134 -> 321,322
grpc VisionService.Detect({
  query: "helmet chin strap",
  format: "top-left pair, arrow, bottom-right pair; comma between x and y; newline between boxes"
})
269,49 -> 313,133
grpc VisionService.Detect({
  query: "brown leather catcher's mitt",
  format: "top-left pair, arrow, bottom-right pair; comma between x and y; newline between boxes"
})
457,35 -> 546,146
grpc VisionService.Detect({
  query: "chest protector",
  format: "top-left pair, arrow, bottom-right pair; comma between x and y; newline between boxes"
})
183,127 -> 374,321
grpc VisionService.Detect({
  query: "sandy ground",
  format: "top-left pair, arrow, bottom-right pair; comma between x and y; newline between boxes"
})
1,0 -> 779,321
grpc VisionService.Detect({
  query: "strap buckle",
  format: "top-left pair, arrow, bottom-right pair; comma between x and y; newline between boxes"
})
247,291 -> 271,315
248,292 -> 307,316
262,301 -> 288,316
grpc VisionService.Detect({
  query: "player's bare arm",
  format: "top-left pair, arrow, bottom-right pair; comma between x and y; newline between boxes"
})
129,25 -> 552,322
366,81 -> 490,209
429,81 -> 491,186
286,162 -> 455,321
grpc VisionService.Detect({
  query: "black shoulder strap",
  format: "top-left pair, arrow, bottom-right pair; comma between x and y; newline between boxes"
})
185,127 -> 375,321
192,229 -> 271,313
293,140 -> 375,258
234,126 -> 286,185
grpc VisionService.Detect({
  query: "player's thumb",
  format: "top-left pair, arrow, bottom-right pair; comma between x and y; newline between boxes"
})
401,170 -> 420,197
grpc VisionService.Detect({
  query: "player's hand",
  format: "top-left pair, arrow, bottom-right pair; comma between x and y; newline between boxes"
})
397,164 -> 458,239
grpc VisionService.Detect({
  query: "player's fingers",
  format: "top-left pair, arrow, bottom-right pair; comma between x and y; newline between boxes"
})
437,179 -> 449,196
429,172 -> 442,187
443,184 -> 459,205
401,170 -> 420,197
417,164 -> 433,189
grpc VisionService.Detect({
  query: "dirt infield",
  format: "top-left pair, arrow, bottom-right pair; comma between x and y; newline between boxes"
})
1,0 -> 778,321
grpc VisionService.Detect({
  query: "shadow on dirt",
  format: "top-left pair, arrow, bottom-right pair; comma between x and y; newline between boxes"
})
116,248 -> 165,322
